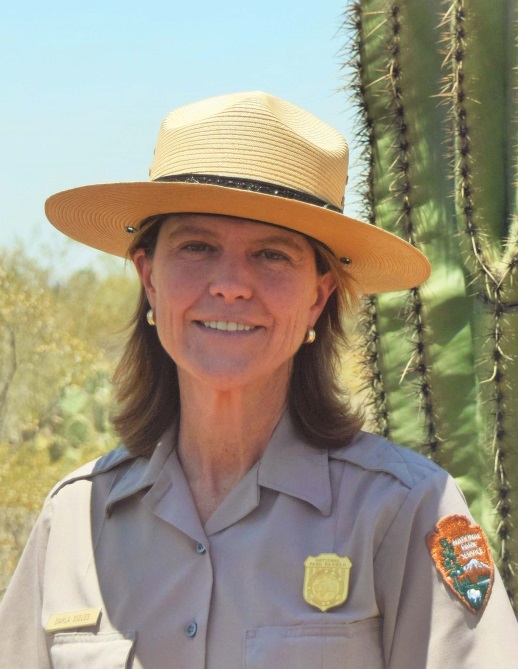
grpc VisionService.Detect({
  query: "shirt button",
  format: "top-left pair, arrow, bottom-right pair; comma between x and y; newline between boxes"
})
185,622 -> 198,638
196,542 -> 206,554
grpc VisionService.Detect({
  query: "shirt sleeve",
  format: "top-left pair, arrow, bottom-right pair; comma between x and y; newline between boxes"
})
374,468 -> 518,669
0,497 -> 53,669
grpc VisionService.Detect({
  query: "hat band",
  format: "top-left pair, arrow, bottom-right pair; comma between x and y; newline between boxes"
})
154,173 -> 343,213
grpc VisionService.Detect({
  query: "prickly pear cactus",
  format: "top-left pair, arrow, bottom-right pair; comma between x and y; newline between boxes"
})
341,0 -> 518,607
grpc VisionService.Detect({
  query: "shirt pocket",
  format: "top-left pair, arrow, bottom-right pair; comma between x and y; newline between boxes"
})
245,618 -> 384,669
49,631 -> 136,669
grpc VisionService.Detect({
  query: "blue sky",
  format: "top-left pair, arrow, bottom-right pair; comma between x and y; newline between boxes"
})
3,1 -> 360,270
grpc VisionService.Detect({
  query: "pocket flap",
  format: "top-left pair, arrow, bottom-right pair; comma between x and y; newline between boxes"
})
50,631 -> 136,669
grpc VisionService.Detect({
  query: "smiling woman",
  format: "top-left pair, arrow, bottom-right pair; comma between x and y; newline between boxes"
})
138,215 -> 332,390
1,91 -> 517,669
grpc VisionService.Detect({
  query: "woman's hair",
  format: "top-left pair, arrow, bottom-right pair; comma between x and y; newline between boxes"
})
112,214 -> 364,457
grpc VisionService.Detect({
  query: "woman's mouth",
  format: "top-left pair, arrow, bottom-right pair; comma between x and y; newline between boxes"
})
200,321 -> 257,332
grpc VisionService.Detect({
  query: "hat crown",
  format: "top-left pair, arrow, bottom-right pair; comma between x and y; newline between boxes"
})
149,91 -> 349,210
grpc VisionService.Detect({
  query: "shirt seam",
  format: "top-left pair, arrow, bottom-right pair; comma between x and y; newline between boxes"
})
372,467 -> 447,564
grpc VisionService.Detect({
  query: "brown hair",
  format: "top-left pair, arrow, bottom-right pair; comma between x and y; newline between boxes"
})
112,215 -> 363,456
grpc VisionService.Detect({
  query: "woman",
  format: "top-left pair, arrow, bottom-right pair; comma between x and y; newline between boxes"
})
1,91 -> 517,668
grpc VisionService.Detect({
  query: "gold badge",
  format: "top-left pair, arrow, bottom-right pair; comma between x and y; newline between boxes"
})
303,553 -> 352,612
46,607 -> 102,633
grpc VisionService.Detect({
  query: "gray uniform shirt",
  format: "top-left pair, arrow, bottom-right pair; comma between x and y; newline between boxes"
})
1,414 -> 517,668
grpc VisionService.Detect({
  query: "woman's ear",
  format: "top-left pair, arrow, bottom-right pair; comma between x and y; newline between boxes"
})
133,249 -> 156,305
309,271 -> 337,325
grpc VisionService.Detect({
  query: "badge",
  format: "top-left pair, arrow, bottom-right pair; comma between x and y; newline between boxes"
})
46,607 -> 102,633
427,515 -> 494,614
303,553 -> 352,612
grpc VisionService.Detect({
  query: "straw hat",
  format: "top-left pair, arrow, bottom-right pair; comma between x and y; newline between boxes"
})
45,91 -> 430,294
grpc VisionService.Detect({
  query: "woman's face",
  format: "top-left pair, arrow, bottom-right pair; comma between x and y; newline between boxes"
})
134,214 -> 336,393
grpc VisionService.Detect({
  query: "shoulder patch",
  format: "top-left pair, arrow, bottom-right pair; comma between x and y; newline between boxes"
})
427,514 -> 494,614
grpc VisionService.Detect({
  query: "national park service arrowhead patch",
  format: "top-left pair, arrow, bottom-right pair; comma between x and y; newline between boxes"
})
427,514 -> 494,614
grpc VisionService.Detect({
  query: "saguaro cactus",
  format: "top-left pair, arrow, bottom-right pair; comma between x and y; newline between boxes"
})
341,0 -> 518,606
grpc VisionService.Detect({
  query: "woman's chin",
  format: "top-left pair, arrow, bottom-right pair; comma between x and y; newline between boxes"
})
177,361 -> 291,397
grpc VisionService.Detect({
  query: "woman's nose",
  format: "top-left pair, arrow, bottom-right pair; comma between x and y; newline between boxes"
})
208,256 -> 253,301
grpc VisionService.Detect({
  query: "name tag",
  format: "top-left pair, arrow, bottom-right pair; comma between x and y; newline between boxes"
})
46,607 -> 102,633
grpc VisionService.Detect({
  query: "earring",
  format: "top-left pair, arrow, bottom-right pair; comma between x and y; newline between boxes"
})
304,328 -> 316,344
146,308 -> 156,326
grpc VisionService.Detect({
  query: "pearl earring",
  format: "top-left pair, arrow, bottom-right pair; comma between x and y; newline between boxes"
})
146,308 -> 156,326
304,328 -> 316,344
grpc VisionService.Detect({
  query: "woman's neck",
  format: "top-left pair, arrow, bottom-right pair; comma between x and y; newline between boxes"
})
175,372 -> 288,523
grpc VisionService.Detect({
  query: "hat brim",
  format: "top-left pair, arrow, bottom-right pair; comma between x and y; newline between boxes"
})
45,181 -> 430,295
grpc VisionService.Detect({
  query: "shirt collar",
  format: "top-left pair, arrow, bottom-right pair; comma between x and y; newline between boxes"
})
258,412 -> 332,516
105,413 -> 332,518
105,424 -> 177,516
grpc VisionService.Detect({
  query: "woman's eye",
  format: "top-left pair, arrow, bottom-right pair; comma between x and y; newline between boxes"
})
258,249 -> 289,261
181,242 -> 213,253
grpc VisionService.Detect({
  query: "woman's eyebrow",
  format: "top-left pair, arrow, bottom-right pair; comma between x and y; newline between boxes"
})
166,223 -> 220,240
252,234 -> 308,253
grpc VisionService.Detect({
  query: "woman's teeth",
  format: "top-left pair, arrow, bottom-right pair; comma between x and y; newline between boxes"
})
202,321 -> 255,332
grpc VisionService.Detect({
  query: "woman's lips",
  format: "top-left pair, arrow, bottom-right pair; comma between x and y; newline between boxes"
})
198,320 -> 260,332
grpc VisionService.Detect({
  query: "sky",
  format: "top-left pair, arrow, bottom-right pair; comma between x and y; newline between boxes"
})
2,1 -> 360,273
